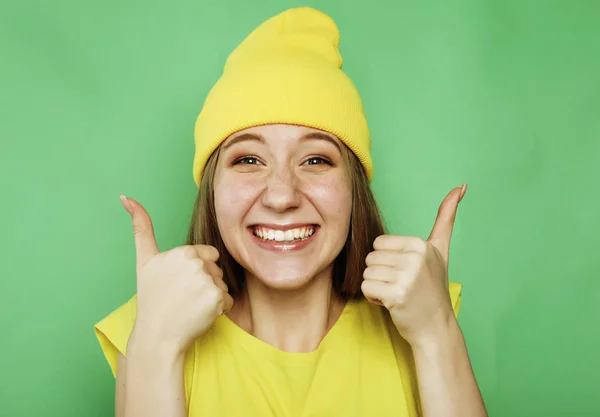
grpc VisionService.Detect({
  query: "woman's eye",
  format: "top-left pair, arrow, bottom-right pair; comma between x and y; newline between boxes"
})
234,156 -> 261,165
304,157 -> 332,166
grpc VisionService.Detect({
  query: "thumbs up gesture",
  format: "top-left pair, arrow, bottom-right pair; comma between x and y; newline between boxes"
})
361,185 -> 467,347
120,196 -> 234,355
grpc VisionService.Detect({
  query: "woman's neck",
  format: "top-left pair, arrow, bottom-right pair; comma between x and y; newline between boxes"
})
227,269 -> 345,353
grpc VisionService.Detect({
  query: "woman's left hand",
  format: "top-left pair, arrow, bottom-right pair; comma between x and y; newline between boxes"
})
361,185 -> 467,347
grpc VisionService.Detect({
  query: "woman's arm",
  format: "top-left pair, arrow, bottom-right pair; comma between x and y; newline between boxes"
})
115,353 -> 126,417
116,332 -> 187,417
112,197 -> 233,417
360,186 -> 487,415
411,316 -> 487,417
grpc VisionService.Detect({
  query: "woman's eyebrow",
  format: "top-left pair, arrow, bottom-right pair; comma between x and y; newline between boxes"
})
222,131 -> 341,151
222,133 -> 264,150
299,132 -> 342,152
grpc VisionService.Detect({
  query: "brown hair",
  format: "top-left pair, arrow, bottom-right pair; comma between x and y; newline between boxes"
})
185,145 -> 386,300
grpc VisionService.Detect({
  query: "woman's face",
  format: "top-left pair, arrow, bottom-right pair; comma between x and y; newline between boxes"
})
213,124 -> 352,290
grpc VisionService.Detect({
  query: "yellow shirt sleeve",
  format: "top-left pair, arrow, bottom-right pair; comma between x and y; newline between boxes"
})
449,280 -> 462,317
94,295 -> 138,377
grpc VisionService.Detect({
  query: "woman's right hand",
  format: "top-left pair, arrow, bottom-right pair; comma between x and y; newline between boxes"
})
120,195 -> 234,356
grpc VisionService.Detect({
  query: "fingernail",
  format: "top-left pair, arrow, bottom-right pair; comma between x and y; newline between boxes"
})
459,184 -> 468,200
120,194 -> 133,215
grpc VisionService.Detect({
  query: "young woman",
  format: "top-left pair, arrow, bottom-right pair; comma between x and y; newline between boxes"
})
94,7 -> 488,417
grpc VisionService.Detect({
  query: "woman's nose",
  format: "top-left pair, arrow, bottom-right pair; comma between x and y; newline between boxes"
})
261,167 -> 301,212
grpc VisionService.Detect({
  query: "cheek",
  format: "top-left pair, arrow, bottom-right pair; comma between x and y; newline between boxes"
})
304,177 -> 352,222
214,173 -> 261,229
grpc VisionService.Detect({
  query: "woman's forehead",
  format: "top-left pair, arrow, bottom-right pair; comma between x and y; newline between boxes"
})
222,124 -> 341,148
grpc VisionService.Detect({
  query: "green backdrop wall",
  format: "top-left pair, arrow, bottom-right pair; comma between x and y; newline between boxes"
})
1,0 -> 599,416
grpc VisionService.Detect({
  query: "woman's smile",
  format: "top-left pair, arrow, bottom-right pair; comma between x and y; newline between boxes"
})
249,224 -> 320,252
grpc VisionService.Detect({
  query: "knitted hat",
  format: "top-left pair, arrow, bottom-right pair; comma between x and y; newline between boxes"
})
192,7 -> 372,186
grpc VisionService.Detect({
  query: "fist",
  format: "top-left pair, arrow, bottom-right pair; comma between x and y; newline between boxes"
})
361,185 -> 467,347
121,196 -> 234,355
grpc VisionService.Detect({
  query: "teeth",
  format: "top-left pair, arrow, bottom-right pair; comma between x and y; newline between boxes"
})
254,226 -> 315,242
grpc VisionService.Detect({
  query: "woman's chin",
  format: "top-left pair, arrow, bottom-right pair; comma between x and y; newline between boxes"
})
248,271 -> 316,291
234,242 -> 340,292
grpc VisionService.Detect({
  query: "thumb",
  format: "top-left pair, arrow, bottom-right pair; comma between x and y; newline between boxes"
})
427,184 -> 467,263
120,195 -> 160,267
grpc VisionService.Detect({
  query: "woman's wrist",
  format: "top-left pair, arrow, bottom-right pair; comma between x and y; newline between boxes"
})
128,323 -> 187,363
405,309 -> 462,353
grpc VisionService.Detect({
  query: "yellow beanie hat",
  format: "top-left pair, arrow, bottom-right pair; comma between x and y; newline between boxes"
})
192,7 -> 372,186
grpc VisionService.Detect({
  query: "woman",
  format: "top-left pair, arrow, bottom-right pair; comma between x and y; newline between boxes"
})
94,7 -> 488,417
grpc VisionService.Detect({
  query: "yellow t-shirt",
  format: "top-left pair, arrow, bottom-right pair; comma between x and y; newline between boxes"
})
94,282 -> 462,417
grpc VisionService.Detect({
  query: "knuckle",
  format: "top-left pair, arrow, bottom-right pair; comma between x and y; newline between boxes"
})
365,251 -> 376,265
208,245 -> 219,258
215,278 -> 228,292
360,282 -> 372,298
362,267 -> 371,279
182,245 -> 198,259
132,213 -> 153,234
213,267 -> 224,279
132,223 -> 144,236
372,234 -> 389,249
412,237 -> 428,253
197,244 -> 219,260
205,286 -> 223,303
173,245 -> 196,259
224,295 -> 234,311
192,258 -> 208,274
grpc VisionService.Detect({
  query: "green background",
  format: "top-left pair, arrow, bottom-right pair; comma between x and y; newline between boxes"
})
1,0 -> 598,416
